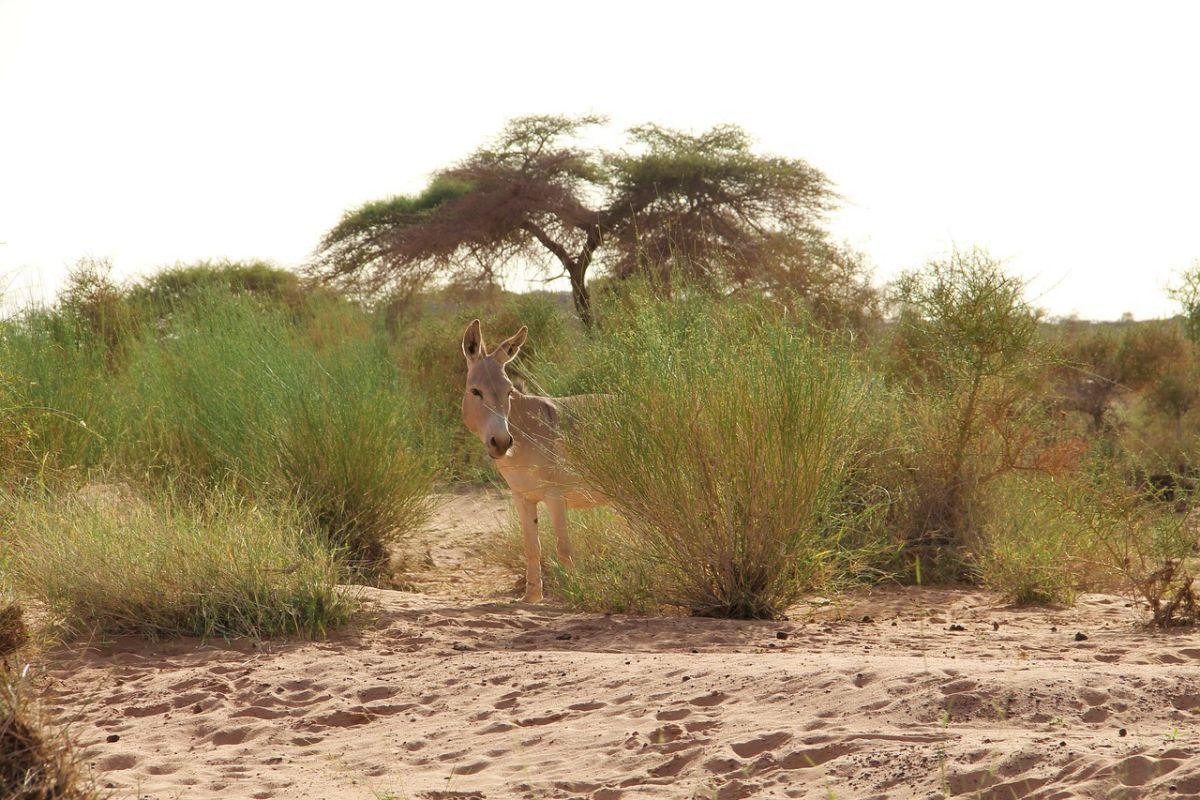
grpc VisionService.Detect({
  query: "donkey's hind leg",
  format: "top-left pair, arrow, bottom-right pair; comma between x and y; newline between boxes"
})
546,494 -> 575,570
514,494 -> 543,603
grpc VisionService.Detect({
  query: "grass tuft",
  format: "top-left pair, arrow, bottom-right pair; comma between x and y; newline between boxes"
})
6,488 -> 355,640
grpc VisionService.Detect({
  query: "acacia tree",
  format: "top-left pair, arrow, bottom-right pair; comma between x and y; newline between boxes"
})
311,115 -> 870,324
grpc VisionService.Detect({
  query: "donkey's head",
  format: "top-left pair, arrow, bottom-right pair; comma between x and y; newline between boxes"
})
461,319 -> 527,459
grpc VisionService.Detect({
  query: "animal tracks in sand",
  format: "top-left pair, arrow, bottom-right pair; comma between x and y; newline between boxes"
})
39,491 -> 1200,799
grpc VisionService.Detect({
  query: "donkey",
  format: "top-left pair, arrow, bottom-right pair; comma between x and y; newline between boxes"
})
460,319 -> 604,603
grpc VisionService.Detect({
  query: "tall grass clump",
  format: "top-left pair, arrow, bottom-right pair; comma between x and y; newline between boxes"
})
560,293 -> 877,619
6,488 -> 353,639
0,311 -> 117,475
125,290 -> 437,570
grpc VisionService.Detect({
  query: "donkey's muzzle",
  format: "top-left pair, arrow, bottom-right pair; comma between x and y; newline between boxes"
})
488,435 -> 513,459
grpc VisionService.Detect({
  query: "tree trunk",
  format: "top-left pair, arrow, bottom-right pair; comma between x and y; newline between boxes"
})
568,265 -> 591,325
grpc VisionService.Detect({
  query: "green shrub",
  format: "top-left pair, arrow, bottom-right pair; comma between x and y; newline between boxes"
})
973,475 -> 1093,605
560,293 -> 877,619
128,259 -> 310,314
122,291 -> 437,570
6,488 -> 354,639
886,248 -> 1050,580
0,311 -> 117,474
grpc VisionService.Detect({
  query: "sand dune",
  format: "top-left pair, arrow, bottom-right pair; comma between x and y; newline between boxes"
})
41,490 -> 1200,799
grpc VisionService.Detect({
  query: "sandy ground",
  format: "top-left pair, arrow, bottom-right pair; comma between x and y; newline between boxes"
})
41,489 -> 1200,799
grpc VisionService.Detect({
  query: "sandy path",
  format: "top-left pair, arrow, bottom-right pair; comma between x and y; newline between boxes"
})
42,490 -> 1200,799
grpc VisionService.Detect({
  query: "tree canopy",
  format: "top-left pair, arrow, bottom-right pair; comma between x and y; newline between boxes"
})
311,115 -> 874,324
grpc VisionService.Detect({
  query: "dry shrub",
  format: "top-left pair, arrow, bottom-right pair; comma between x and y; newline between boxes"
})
1019,470 -> 1199,626
1,666 -> 100,800
886,248 -> 1050,581
0,602 -> 29,658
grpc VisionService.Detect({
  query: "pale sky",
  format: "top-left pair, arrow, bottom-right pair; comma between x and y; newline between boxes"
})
2,1 -> 1198,319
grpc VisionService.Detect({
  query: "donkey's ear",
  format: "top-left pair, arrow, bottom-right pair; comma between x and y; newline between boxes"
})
462,319 -> 485,363
493,326 -> 528,364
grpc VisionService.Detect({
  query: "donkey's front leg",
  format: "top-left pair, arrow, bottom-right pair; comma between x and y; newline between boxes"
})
546,494 -> 574,570
514,494 -> 543,603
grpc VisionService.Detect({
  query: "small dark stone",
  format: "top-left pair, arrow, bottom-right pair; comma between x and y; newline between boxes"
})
555,633 -> 573,641
861,615 -> 874,623
1119,728 -> 1127,737
992,621 -> 1000,631
682,676 -> 690,682
451,643 -> 471,651
106,734 -> 120,743
1050,626 -> 1058,633
949,624 -> 966,632
776,631 -> 789,640
1074,632 -> 1089,641
192,704 -> 203,714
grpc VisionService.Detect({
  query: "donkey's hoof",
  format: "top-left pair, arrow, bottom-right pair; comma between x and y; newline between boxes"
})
521,591 -> 544,604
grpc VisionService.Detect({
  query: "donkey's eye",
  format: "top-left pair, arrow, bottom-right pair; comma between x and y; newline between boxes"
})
471,388 -> 482,398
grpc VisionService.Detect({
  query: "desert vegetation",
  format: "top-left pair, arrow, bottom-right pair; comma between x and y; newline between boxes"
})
2,120 -> 1199,635
4,114 -> 1200,800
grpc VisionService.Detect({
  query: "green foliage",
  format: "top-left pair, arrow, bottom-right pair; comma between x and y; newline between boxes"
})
318,177 -> 477,258
130,259 -> 311,314
1168,259 -> 1200,345
0,310 -> 116,473
973,475 -> 1093,605
559,293 -> 880,619
1,284 -> 437,573
887,248 -> 1050,579
5,487 -> 355,639
124,290 -> 438,569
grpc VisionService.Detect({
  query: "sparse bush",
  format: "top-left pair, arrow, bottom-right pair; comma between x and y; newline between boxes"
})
1,665 -> 101,800
6,489 -> 354,639
560,293 -> 878,619
973,475 -> 1093,605
887,248 -> 1051,580
1168,259 -> 1200,345
56,258 -> 143,365
1011,468 -> 1200,626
